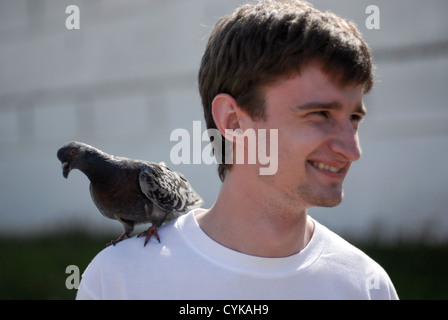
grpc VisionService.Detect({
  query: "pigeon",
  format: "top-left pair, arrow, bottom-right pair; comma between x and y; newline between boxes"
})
57,141 -> 204,246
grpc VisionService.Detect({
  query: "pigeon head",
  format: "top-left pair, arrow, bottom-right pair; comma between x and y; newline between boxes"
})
57,141 -> 91,178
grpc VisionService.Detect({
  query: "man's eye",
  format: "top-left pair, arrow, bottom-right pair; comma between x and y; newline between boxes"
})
350,114 -> 364,122
312,111 -> 329,118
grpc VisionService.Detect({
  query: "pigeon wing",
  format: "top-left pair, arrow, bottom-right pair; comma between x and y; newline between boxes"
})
139,162 -> 203,213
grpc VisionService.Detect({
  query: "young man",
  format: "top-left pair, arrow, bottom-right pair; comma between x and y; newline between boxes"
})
77,0 -> 398,299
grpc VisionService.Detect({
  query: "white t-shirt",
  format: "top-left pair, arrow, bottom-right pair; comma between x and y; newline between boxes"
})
76,209 -> 398,300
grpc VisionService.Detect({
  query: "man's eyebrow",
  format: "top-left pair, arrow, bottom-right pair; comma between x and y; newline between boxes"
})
296,101 -> 342,111
295,101 -> 367,115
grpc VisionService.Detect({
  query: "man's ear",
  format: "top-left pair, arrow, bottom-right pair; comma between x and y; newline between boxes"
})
212,93 -> 249,136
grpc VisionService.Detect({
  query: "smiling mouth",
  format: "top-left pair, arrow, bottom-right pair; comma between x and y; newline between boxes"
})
309,161 -> 342,173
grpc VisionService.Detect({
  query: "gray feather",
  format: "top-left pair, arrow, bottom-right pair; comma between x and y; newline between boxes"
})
56,141 -> 204,245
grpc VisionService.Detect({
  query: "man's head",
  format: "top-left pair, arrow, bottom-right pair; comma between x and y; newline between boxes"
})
198,0 -> 373,181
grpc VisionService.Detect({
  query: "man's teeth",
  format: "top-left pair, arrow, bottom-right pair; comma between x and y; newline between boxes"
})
311,162 -> 341,173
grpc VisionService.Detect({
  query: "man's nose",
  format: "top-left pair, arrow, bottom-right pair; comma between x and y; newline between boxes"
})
329,121 -> 362,162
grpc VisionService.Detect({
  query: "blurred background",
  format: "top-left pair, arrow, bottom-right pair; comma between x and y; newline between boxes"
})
0,0 -> 447,299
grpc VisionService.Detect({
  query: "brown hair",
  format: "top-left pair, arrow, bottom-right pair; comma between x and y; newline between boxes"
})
198,0 -> 373,181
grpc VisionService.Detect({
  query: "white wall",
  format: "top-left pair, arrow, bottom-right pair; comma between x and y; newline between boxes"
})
0,0 -> 447,242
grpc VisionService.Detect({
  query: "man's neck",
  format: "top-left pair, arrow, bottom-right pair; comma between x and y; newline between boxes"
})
195,172 -> 315,258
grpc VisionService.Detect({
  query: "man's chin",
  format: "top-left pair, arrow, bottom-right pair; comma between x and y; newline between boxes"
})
317,199 -> 342,208
308,191 -> 344,208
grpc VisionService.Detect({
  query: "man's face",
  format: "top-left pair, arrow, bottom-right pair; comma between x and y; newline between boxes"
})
248,63 -> 366,209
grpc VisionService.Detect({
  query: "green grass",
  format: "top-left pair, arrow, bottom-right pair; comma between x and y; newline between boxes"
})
0,230 -> 107,300
357,242 -> 448,300
0,231 -> 447,299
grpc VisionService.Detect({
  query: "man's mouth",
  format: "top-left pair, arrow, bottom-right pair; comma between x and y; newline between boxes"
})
309,161 -> 342,174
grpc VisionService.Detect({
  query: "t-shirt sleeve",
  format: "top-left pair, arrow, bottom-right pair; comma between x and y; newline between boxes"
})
76,254 -> 104,300
368,266 -> 399,300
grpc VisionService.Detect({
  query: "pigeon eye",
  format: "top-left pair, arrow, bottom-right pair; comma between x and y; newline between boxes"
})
70,149 -> 76,156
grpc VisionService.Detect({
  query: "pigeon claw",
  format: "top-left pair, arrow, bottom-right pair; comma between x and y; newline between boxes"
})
106,233 -> 129,247
138,225 -> 160,246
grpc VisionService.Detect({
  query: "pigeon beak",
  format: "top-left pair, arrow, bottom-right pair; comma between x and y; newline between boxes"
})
62,162 -> 71,179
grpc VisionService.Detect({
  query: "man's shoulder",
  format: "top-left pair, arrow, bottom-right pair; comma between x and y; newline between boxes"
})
77,213 -> 196,299
312,218 -> 398,299
87,213 -> 191,269
313,218 -> 387,273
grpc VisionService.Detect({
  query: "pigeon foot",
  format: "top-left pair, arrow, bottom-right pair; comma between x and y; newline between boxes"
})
106,233 -> 129,247
138,225 -> 160,246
